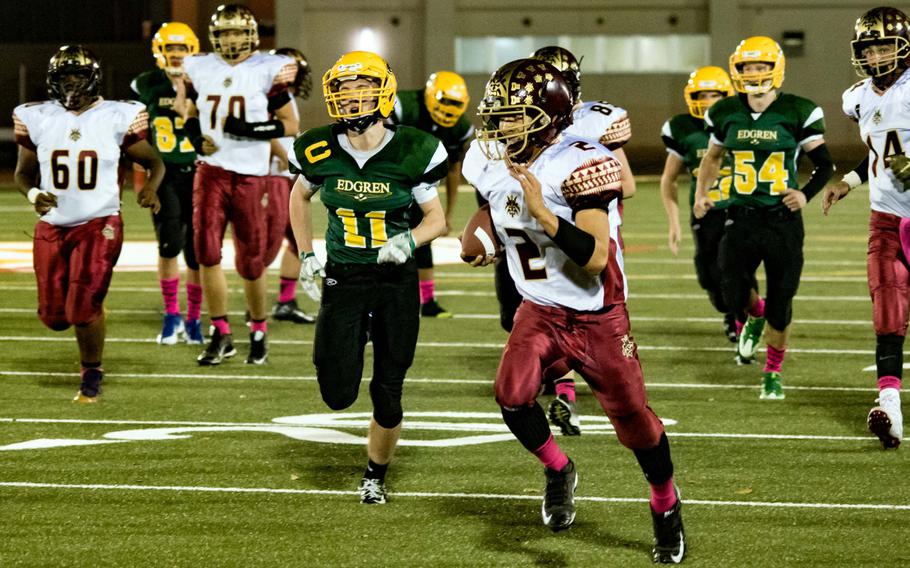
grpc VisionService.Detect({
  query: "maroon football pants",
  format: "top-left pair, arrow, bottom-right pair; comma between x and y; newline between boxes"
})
868,210 -> 910,336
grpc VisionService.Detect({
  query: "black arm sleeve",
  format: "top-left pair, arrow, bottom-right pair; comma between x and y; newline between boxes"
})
550,217 -> 596,267
267,90 -> 292,114
851,155 -> 869,183
183,117 -> 205,154
800,144 -> 835,202
223,115 -> 285,140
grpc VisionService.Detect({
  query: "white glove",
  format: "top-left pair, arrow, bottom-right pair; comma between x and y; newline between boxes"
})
298,251 -> 325,301
377,231 -> 416,265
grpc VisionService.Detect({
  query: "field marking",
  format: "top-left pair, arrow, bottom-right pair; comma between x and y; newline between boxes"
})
0,370 -> 881,390
0,481 -> 905,511
0,336 -> 880,355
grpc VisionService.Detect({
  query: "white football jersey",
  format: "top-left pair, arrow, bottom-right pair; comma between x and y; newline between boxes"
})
13,99 -> 147,227
184,52 -> 295,176
566,100 -> 631,230
843,69 -> 910,217
463,135 -> 627,311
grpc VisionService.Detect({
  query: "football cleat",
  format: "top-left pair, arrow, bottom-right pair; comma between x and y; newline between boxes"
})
420,299 -> 452,318
651,490 -> 686,564
245,330 -> 269,365
197,329 -> 236,366
759,371 -> 785,400
73,368 -> 103,404
723,313 -> 738,343
868,388 -> 903,449
272,299 -> 315,324
359,477 -> 388,504
547,394 -> 581,436
542,459 -> 577,532
184,319 -> 204,345
734,353 -> 754,366
737,316 -> 765,361
156,313 -> 185,345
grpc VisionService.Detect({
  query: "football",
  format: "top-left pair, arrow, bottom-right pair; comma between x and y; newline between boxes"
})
460,203 -> 501,262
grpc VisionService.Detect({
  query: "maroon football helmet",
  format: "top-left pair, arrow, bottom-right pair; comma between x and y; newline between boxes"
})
476,58 -> 573,161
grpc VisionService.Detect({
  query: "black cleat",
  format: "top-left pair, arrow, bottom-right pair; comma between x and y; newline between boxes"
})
74,368 -> 103,403
542,459 -> 577,532
651,492 -> 686,564
197,329 -> 236,366
359,477 -> 388,504
547,394 -> 581,436
245,330 -> 269,364
272,299 -> 315,324
420,298 -> 452,318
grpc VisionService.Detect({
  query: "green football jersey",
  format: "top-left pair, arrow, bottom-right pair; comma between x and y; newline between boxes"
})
392,89 -> 474,161
289,124 -> 448,264
705,93 -> 824,208
661,113 -> 734,209
130,69 -> 196,165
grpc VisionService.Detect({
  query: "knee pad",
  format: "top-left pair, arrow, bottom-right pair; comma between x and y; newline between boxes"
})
319,383 -> 358,411
370,380 -> 403,428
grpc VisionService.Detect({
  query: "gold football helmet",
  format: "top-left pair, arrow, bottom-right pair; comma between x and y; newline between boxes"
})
729,36 -> 785,94
851,6 -> 910,79
151,22 -> 199,75
684,66 -> 733,118
424,71 -> 469,128
208,4 -> 259,62
322,51 -> 397,132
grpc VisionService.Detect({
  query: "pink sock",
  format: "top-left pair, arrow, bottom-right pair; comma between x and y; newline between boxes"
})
749,297 -> 765,318
279,277 -> 297,303
160,277 -> 180,316
532,435 -> 569,472
650,478 -> 678,514
186,283 -> 203,321
878,376 -> 902,391
555,380 -> 576,402
212,318 -> 231,336
764,345 -> 786,373
250,320 -> 268,334
419,280 -> 435,305
735,319 -> 745,336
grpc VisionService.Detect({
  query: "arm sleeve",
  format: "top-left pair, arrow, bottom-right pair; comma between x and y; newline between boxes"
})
852,155 -> 870,183
561,155 -> 623,212
799,143 -> 835,201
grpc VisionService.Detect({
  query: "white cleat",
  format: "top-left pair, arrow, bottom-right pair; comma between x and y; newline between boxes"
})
868,388 -> 902,449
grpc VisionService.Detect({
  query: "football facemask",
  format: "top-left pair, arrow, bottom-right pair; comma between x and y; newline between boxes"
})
684,66 -> 733,118
729,36 -> 785,94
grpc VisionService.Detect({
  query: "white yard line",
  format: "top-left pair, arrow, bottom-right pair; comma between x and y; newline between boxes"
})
0,481 -> 905,511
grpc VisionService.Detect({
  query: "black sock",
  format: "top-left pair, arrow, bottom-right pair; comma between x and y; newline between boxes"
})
633,432 -> 674,485
81,361 -> 101,370
364,459 -> 388,481
876,334 -> 904,378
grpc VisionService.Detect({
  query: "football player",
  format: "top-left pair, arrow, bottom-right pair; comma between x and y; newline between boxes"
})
660,66 -> 757,343
288,51 -> 447,504
528,46 -> 637,436
823,6 -> 910,449
390,71 -> 474,317
695,36 -> 834,399
131,22 -> 205,346
13,46 -> 164,402
263,47 -> 315,325
177,4 -> 299,365
463,59 -> 686,563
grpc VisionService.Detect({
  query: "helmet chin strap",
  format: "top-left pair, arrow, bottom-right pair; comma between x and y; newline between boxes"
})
342,112 -> 381,134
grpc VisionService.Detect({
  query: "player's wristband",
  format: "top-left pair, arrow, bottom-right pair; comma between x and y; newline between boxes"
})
551,217 -> 596,267
26,187 -> 46,204
299,251 -> 316,262
183,117 -> 205,153
223,116 -> 285,140
842,170 -> 863,190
